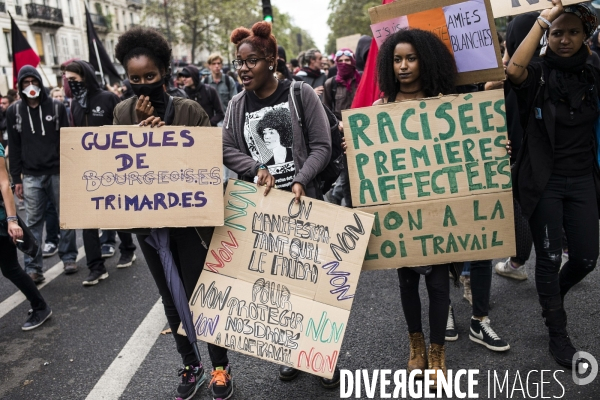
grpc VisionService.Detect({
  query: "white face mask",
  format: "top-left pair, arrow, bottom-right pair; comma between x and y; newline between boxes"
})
23,84 -> 41,99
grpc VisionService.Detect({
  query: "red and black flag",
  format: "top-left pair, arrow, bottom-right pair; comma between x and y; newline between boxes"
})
9,13 -> 40,88
85,5 -> 120,84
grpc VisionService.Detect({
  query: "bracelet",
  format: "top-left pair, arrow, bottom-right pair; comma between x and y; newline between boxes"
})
537,16 -> 552,29
536,20 -> 548,31
6,216 -> 18,223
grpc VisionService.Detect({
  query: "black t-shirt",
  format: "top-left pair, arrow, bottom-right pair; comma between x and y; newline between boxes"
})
244,80 -> 296,190
512,63 -> 598,177
553,100 -> 597,176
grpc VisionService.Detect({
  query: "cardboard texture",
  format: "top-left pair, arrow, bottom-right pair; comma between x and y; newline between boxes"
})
343,90 -> 510,207
59,125 -> 224,229
491,0 -> 580,18
184,179 -> 374,378
363,191 -> 515,270
336,34 -> 362,53
343,89 -> 516,269
369,0 -> 504,86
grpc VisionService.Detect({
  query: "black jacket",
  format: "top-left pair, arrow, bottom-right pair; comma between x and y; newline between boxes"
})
182,65 -> 224,126
7,66 -> 69,183
70,61 -> 120,127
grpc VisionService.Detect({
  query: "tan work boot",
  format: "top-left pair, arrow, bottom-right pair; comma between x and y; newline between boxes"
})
408,332 -> 427,378
427,343 -> 447,390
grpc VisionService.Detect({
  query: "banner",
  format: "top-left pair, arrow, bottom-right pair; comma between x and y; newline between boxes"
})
343,90 -> 516,269
490,0 -> 580,18
369,0 -> 504,86
184,180 -> 374,378
60,125 -> 224,229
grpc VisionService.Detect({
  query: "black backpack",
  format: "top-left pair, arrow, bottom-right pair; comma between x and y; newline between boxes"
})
291,81 -> 344,195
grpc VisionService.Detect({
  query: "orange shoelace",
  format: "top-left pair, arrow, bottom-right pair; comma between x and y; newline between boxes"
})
209,369 -> 230,387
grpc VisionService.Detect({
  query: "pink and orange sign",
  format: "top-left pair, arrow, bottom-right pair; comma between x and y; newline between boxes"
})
370,0 -> 498,74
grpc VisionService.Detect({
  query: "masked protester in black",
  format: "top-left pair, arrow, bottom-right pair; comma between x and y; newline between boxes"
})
179,65 -> 224,126
63,60 -> 138,284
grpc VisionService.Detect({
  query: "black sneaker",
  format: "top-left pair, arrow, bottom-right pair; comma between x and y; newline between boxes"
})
469,317 -> 510,351
22,307 -> 52,331
82,270 -> 109,286
116,253 -> 137,269
176,364 -> 206,400
209,365 -> 233,400
320,367 -> 341,389
101,244 -> 115,258
445,305 -> 458,341
42,242 -> 58,258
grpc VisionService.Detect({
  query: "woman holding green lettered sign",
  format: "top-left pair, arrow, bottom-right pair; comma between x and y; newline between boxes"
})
373,28 -> 513,389
507,0 -> 599,369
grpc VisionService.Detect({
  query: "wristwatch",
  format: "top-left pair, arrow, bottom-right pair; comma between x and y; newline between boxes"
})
256,164 -> 268,174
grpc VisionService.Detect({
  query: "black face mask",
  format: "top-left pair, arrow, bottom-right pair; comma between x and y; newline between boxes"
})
131,79 -> 167,118
130,80 -> 165,100
68,80 -> 88,110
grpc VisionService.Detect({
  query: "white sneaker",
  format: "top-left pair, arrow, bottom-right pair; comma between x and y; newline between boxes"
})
494,258 -> 527,280
560,252 -> 568,269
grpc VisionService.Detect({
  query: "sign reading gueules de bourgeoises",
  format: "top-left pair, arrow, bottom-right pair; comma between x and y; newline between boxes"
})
60,125 -> 224,229
183,180 -> 374,379
343,90 -> 516,270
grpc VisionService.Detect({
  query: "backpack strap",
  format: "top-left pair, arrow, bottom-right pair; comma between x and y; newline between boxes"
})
330,79 -> 337,111
14,100 -> 22,134
290,81 -> 309,150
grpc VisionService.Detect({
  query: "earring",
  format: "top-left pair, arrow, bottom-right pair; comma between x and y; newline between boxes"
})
269,66 -> 273,70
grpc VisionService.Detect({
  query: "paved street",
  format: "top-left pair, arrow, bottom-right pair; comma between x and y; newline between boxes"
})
1,229 -> 599,399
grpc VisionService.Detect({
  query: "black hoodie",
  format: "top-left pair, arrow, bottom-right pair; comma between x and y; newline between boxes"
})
182,65 -> 224,126
70,61 -> 120,128
6,65 -> 69,183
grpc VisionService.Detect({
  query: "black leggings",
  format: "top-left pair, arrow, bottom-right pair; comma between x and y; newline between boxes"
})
0,235 -> 46,310
529,174 -> 599,310
137,228 -> 228,367
397,264 -> 450,345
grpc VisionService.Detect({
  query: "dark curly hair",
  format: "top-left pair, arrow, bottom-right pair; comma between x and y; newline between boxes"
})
377,29 -> 457,100
256,107 -> 293,148
115,27 -> 172,74
230,21 -> 277,58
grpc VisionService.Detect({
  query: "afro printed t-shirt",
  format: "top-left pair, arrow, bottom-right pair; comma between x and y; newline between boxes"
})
244,80 -> 295,191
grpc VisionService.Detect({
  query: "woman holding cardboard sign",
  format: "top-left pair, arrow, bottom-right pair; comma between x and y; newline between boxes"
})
373,28 -> 512,388
507,0 -> 599,369
223,21 -> 336,388
112,27 -> 232,400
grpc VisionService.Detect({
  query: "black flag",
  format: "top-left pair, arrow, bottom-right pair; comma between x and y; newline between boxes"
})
9,13 -> 40,87
85,5 -> 120,84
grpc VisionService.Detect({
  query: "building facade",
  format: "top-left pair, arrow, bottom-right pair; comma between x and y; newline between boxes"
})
0,0 -> 142,92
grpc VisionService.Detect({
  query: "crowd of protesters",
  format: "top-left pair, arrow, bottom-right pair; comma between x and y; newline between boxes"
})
1,0 -> 599,399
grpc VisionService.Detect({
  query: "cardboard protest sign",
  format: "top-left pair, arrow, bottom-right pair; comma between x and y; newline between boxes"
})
363,191 -> 515,270
184,179 -> 374,378
369,0 -> 504,86
343,89 -> 516,268
491,0 -> 580,18
60,125 -> 224,229
336,34 -> 362,53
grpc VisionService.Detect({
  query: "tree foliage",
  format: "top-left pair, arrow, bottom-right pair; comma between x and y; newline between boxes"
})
143,1 -> 316,65
326,0 -> 379,54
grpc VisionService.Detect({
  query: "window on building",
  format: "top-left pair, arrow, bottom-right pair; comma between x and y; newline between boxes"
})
123,10 -> 126,30
34,32 -> 45,65
130,12 -> 133,25
73,37 -> 80,58
60,36 -> 69,63
67,0 -> 74,25
110,39 -> 115,61
115,7 -> 119,30
49,34 -> 58,65
3,30 -> 12,62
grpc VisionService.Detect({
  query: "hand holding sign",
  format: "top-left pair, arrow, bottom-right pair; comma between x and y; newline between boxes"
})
541,0 -> 565,24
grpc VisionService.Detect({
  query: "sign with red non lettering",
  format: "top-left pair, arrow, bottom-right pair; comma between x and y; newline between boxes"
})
183,180 -> 374,378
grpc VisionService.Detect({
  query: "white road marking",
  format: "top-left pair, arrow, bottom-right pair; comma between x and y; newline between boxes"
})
0,246 -> 85,320
85,299 -> 167,400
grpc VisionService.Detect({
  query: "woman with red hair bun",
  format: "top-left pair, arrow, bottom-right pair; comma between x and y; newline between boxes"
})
223,21 -> 338,387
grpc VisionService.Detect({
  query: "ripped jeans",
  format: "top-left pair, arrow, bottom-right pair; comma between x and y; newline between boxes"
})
529,173 -> 598,310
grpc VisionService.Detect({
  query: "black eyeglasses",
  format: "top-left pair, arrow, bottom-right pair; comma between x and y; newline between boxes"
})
233,57 -> 267,70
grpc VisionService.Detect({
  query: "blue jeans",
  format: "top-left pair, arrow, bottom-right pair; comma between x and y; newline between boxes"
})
22,174 -> 77,274
45,200 -> 60,245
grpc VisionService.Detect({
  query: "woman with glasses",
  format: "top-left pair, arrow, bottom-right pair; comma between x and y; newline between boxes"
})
223,21 -> 337,387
